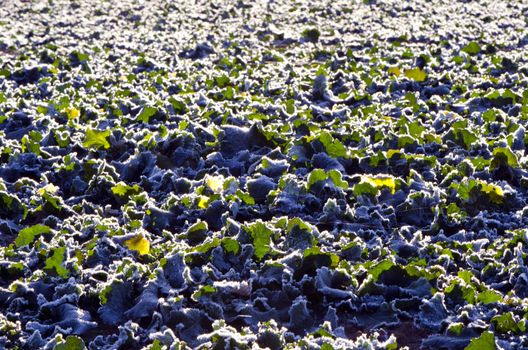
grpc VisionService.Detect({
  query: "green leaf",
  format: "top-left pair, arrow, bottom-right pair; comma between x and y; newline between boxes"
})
192,237 -> 221,254
387,66 -> 401,76
307,169 -> 328,189
326,170 -> 348,189
448,322 -> 464,336
490,147 -> 519,170
222,238 -> 240,255
353,178 -> 379,197
318,131 -> 347,158
304,246 -> 339,268
287,217 -> 313,234
15,224 -> 51,247
169,97 -> 188,114
188,220 -> 208,234
45,247 -> 69,278
235,190 -> 255,205
137,106 -> 158,123
111,183 -> 129,196
191,285 -> 215,301
214,74 -> 230,88
491,312 -> 521,334
247,221 -> 274,260
458,270 -> 474,284
477,289 -> 502,304
464,331 -> 495,350
111,182 -> 141,197
83,129 -> 111,149
458,129 -> 478,150
223,86 -> 235,100
369,259 -> 394,281
21,130 -> 43,155
54,336 -> 87,350
455,178 -> 504,205
479,181 -> 504,204
462,41 -> 481,55
307,169 -> 348,190
285,99 -> 296,115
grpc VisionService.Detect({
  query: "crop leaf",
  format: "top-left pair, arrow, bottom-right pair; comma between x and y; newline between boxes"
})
491,312 -> 521,334
326,170 -> 348,189
235,190 -> 255,205
45,247 -> 69,278
388,66 -> 401,76
137,106 -> 157,123
307,169 -> 328,189
447,322 -> 464,336
221,238 -> 240,255
307,169 -> 348,189
464,331 -> 495,350
354,175 -> 397,197
462,41 -> 481,55
455,178 -> 504,205
191,285 -> 215,301
65,108 -> 80,120
54,336 -> 87,350
318,131 -> 347,158
304,246 -> 339,268
15,224 -> 50,247
192,237 -> 221,254
490,147 -> 519,170
480,182 -> 504,204
369,259 -> 394,281
125,234 -> 150,255
247,221 -> 274,260
477,289 -> 502,304
83,129 -> 111,149
111,182 -> 140,197
404,68 -> 427,82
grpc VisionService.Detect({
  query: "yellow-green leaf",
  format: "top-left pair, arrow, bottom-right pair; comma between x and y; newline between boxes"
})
66,108 -> 80,120
83,129 -> 111,149
404,68 -> 427,82
125,234 -> 150,255
480,181 -> 504,204
354,175 -> 397,196
388,66 -> 401,76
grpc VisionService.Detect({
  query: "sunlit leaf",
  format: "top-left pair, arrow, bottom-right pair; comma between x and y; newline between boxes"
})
83,129 -> 111,149
125,234 -> 150,255
404,68 -> 427,82
15,224 -> 51,247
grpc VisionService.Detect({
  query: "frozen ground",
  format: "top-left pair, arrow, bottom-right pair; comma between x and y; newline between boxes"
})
1,0 -> 528,349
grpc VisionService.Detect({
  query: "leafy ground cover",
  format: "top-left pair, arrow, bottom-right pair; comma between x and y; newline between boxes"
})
1,0 -> 528,349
